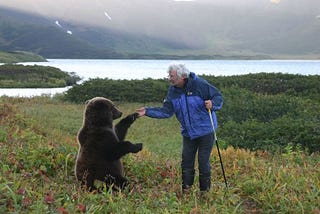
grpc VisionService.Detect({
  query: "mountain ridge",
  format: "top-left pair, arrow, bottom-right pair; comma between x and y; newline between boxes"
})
0,6 -> 319,60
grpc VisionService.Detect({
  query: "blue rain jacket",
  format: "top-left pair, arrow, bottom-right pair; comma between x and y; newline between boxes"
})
145,72 -> 223,139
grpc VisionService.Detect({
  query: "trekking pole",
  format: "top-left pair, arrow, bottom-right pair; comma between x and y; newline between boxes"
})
208,109 -> 228,189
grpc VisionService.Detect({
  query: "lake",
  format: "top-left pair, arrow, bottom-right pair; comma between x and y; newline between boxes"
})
1,59 -> 319,97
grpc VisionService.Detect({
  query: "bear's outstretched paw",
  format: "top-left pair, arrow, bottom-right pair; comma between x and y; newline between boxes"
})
131,143 -> 143,153
131,112 -> 139,121
124,113 -> 139,123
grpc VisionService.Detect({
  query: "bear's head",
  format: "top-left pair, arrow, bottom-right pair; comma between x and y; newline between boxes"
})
83,97 -> 122,127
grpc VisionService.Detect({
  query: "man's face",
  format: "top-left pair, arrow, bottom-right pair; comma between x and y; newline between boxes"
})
168,70 -> 185,88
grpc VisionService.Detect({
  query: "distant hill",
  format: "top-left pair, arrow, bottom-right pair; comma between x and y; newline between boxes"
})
0,51 -> 46,63
0,8 -> 197,59
0,6 -> 319,60
0,8 -> 119,59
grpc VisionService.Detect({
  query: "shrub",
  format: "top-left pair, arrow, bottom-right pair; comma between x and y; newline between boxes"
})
62,73 -> 320,153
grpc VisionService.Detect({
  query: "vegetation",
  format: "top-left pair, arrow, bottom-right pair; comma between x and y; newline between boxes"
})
0,96 -> 319,213
0,51 -> 46,63
0,64 -> 81,88
64,73 -> 320,153
64,78 -> 170,103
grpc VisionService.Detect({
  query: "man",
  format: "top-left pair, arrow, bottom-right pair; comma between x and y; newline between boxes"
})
137,62 -> 223,193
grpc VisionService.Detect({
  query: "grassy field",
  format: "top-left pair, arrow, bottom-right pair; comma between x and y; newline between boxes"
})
0,96 -> 319,213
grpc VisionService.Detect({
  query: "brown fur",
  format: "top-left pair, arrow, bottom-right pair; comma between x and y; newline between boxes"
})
75,97 -> 142,191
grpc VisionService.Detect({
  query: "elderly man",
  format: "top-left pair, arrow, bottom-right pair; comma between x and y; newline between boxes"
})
137,62 -> 223,194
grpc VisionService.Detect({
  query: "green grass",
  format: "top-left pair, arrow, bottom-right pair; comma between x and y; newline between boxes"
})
0,96 -> 319,213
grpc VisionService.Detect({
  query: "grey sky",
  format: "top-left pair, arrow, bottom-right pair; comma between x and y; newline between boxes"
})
1,0 -> 318,28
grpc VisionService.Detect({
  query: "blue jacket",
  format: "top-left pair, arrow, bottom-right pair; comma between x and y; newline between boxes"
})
145,72 -> 223,139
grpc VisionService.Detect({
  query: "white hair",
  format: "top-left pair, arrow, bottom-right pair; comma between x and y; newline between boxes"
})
167,62 -> 190,79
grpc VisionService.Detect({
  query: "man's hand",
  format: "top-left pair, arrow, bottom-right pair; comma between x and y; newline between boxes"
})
136,107 -> 146,117
205,100 -> 212,110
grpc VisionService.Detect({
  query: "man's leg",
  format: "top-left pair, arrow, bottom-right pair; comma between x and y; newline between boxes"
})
198,133 -> 214,192
181,136 -> 197,192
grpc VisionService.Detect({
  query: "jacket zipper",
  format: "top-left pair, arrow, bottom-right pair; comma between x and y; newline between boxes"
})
185,92 -> 192,128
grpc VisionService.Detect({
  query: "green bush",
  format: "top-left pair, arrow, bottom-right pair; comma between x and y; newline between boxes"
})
62,73 -> 320,153
0,64 -> 80,88
63,78 -> 169,103
204,73 -> 320,102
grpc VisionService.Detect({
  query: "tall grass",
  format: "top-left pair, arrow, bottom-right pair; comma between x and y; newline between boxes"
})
0,96 -> 319,213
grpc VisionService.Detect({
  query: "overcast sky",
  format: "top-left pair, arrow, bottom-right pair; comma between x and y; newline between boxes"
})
1,0 -> 319,48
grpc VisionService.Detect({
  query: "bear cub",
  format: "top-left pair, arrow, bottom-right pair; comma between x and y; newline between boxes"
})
75,97 -> 142,191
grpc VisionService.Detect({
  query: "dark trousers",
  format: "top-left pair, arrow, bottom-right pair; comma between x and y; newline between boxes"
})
181,133 -> 214,191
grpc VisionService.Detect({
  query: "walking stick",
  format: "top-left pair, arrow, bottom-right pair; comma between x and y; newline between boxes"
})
208,109 -> 228,189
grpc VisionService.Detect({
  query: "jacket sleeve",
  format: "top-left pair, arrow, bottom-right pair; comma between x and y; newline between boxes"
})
211,85 -> 223,111
202,80 -> 223,111
145,98 -> 175,119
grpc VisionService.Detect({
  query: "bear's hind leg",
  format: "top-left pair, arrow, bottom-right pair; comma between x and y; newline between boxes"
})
80,171 -> 97,192
115,175 -> 129,189
105,174 -> 129,190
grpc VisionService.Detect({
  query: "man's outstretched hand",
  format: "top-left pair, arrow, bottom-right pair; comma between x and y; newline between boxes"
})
136,107 -> 146,117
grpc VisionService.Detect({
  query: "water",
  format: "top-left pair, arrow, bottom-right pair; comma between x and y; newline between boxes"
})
1,59 -> 319,97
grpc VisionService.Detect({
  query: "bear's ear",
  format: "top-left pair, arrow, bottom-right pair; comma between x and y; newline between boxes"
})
85,100 -> 90,105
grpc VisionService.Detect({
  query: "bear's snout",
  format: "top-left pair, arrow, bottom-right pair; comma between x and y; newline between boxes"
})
113,110 -> 122,120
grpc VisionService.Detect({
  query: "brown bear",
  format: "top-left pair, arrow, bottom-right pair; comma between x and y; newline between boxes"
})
75,97 -> 142,191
